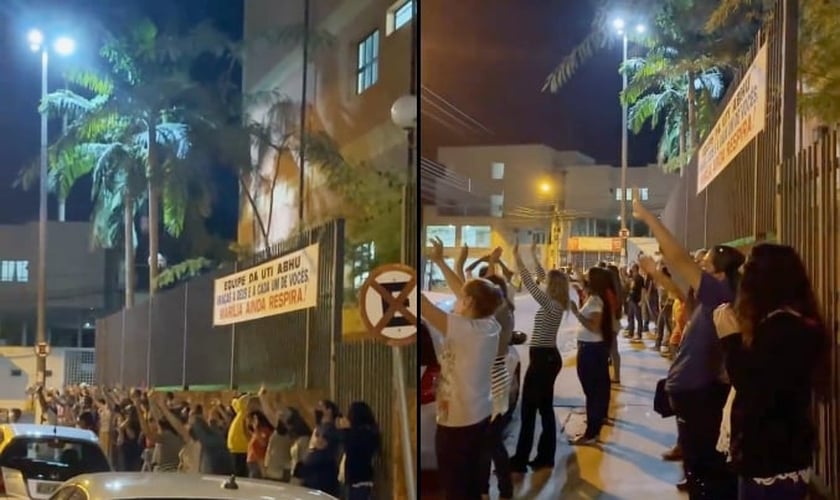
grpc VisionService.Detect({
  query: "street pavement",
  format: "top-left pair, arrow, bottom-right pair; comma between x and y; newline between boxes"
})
496,292 -> 687,499
421,289 -> 687,499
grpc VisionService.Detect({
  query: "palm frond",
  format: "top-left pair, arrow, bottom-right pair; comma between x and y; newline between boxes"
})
542,28 -> 611,93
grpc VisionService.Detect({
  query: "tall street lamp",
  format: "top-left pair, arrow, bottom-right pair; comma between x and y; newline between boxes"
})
391,93 -> 417,500
613,18 -> 644,266
28,28 -> 75,420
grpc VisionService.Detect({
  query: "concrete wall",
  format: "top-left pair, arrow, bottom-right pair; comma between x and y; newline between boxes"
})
0,347 -> 81,409
0,222 -> 107,311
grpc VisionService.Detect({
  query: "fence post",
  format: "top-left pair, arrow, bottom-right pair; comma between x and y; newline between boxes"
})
229,261 -> 238,389
776,0 -> 798,242
146,297 -> 153,387
182,284 -> 189,388
119,309 -> 126,386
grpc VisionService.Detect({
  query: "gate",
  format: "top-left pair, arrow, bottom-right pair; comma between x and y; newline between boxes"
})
779,132 -> 840,493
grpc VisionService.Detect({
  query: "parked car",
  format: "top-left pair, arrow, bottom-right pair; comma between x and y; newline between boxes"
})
0,424 -> 111,499
48,473 -> 337,500
419,296 -> 525,471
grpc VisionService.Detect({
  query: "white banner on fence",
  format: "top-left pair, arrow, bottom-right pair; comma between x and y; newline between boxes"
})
697,44 -> 768,194
213,243 -> 320,326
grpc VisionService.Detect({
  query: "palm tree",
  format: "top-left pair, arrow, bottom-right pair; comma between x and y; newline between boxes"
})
621,46 -> 725,171
543,0 -> 757,160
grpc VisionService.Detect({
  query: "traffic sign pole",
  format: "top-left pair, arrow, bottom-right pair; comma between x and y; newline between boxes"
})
360,264 -> 416,500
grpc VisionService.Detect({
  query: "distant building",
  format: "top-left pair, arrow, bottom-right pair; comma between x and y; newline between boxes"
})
0,221 -> 118,348
422,144 -> 680,271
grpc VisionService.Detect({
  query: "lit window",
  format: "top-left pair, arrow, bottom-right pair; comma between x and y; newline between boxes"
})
0,260 -> 28,283
462,225 -> 492,248
356,31 -> 380,94
491,193 -> 504,217
394,1 -> 414,31
426,225 -> 456,247
491,162 -> 505,180
615,187 -> 647,201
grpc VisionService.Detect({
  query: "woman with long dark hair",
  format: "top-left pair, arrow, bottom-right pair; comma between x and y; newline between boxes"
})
567,267 -> 615,444
246,410 -> 274,478
509,240 -> 569,475
605,264 -> 624,383
337,401 -> 380,500
421,237 -> 502,500
713,244 -> 828,499
633,199 -> 741,499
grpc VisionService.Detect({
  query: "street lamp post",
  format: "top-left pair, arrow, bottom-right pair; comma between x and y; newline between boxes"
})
613,19 -> 644,267
28,29 -> 75,423
391,93 -> 417,500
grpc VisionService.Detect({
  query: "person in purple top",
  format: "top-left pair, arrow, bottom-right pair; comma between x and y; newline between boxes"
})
633,199 -> 743,500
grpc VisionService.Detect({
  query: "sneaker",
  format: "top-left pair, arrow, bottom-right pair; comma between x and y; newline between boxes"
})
662,446 -> 683,461
568,435 -> 598,446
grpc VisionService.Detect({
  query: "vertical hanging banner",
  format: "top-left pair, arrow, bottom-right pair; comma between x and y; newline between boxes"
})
697,44 -> 768,194
213,243 -> 320,325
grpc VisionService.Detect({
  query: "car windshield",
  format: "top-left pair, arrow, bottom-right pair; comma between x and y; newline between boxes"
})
1,436 -> 110,482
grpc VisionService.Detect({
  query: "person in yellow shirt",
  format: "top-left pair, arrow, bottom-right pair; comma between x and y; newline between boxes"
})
227,394 -> 252,477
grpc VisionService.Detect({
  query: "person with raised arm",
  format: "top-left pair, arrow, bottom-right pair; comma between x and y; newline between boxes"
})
421,236 -> 501,500
633,198 -> 741,499
509,238 -> 569,475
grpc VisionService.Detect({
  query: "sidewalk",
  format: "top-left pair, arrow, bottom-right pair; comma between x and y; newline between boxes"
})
502,337 -> 686,499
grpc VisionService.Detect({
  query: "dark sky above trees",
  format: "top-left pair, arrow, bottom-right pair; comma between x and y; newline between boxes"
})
0,0 -> 243,225
421,0 -> 658,165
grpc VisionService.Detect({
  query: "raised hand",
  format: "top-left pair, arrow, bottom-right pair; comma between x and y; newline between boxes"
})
428,237 -> 445,262
490,246 -> 503,262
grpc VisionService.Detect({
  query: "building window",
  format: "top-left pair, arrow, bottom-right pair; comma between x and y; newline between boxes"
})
491,162 -> 505,180
387,0 -> 414,34
0,261 -> 28,283
491,193 -> 504,217
426,225 -> 456,247
615,187 -> 648,201
461,225 -> 492,248
356,31 -> 380,94
532,230 -> 548,244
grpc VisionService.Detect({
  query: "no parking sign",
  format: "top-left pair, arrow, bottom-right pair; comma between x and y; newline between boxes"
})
359,263 -> 417,345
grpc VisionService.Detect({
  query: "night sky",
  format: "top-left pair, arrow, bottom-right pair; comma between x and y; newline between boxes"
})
0,0 -> 242,234
421,0 -> 659,166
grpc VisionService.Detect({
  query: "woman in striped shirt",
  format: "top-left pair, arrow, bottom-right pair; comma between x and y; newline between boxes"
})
478,248 -> 515,499
510,240 -> 569,474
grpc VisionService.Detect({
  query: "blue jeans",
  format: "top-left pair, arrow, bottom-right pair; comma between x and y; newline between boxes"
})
576,341 -> 611,438
738,476 -> 808,500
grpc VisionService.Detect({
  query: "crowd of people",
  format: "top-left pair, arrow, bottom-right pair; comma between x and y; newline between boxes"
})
422,197 -> 829,500
30,383 -> 380,499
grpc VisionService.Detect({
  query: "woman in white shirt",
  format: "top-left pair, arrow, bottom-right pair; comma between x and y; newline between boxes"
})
421,237 -> 502,500
568,267 -> 616,445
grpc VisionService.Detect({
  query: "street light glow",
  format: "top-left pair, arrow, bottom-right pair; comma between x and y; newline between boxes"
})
540,182 -> 551,193
27,29 -> 43,51
636,24 -> 646,33
612,19 -> 625,31
54,37 -> 76,56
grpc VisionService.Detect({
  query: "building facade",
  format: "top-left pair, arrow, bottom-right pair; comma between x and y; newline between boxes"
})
422,144 -> 680,274
240,0 -> 414,250
0,221 -> 116,349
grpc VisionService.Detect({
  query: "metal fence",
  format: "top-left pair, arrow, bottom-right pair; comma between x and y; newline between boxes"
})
660,0 -> 840,493
779,131 -> 840,493
660,1 -> 790,249
95,217 -> 418,496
